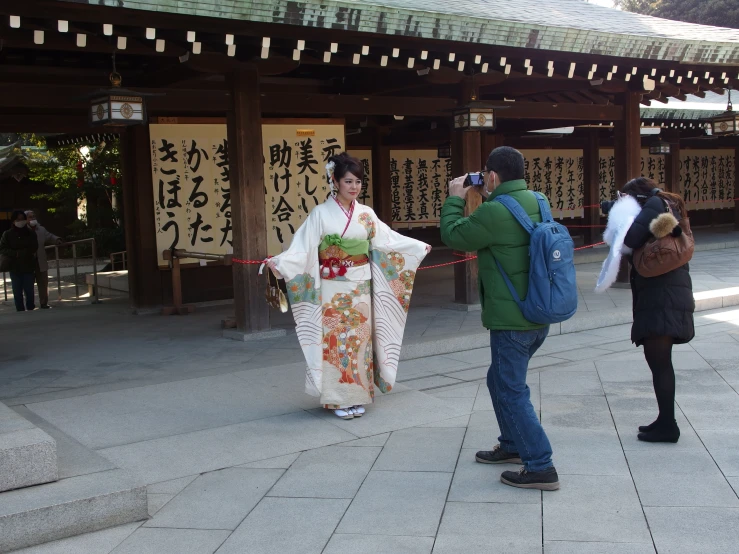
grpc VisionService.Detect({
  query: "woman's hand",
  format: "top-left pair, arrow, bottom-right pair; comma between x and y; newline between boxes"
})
266,259 -> 283,279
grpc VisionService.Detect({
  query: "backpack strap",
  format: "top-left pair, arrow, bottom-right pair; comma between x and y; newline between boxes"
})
494,194 -> 536,235
533,191 -> 554,223
493,257 -> 524,306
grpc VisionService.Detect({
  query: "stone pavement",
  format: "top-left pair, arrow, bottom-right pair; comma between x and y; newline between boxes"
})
3,302 -> 739,551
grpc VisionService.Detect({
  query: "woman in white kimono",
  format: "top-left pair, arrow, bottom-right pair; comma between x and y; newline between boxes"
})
267,153 -> 430,419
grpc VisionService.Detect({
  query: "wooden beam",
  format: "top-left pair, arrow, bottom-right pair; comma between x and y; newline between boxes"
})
614,91 -> 641,284
583,129 -> 601,245
663,130 -> 680,193
452,129 -> 482,306
119,125 -> 163,308
227,64 -> 271,334
371,128 -> 392,225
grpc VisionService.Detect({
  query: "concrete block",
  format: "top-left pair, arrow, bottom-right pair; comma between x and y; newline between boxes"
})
645,507 -> 739,554
268,446 -> 379,499
0,469 -> 148,553
0,402 -> 57,493
0,428 -> 57,492
109,528 -> 229,554
146,468 -> 284,530
337,470 -> 450,537
373,427 -> 464,473
543,475 -> 651,544
324,534 -> 434,554
217,497 -> 350,554
434,502 -> 542,553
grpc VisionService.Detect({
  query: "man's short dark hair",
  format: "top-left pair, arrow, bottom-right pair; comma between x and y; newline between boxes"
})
485,146 -> 525,183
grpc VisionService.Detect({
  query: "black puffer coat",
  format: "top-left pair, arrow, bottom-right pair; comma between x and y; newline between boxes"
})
623,196 -> 695,346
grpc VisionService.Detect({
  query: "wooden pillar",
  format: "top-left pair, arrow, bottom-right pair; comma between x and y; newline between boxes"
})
663,129 -> 680,194
583,129 -> 601,245
119,125 -> 162,310
227,65 -> 270,333
614,92 -> 642,284
451,129 -> 482,305
371,128 -> 392,224
614,92 -> 642,186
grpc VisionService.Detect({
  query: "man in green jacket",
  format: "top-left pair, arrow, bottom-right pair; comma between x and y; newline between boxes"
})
441,146 -> 558,491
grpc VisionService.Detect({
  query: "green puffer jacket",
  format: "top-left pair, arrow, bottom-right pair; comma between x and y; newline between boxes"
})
440,179 -> 546,331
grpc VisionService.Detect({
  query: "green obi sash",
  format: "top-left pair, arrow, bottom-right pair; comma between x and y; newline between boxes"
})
319,234 -> 369,257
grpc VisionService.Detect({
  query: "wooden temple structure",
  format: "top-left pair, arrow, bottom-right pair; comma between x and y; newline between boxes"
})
3,0 -> 739,335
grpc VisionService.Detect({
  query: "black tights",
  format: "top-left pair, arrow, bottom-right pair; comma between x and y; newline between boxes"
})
642,336 -> 675,422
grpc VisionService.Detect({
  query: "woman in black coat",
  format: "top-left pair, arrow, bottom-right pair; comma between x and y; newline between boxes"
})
0,210 -> 39,311
622,177 -> 694,443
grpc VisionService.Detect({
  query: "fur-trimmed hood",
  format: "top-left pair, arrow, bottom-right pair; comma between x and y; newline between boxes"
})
650,212 -> 680,239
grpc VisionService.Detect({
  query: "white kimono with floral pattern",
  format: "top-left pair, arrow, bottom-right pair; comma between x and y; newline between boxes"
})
271,200 -> 429,408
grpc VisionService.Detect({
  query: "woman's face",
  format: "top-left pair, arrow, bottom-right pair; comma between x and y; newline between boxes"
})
335,171 -> 362,202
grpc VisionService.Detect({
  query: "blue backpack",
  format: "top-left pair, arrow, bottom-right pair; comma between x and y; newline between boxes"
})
492,192 -> 578,324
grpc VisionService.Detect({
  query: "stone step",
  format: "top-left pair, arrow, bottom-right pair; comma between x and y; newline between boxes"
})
0,468 -> 148,553
0,402 -> 57,493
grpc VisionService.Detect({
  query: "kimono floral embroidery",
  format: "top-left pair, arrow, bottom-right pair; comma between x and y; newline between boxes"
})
322,291 -> 372,391
270,201 -> 429,409
286,273 -> 320,305
359,212 -> 376,240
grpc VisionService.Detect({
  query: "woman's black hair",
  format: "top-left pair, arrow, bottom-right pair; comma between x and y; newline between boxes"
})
622,177 -> 686,218
11,210 -> 27,222
329,152 -> 364,181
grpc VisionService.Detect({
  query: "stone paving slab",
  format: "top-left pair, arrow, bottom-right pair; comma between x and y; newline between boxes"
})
216,497 -> 350,554
145,468 -> 284,531
4,262 -> 739,551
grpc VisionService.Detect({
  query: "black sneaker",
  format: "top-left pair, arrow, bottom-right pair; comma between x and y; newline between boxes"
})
501,467 -> 560,491
475,444 -> 522,465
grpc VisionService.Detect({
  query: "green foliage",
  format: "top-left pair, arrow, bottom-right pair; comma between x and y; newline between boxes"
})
615,0 -> 739,29
20,134 -> 122,228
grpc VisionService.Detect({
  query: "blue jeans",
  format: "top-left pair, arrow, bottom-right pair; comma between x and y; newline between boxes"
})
487,327 -> 553,472
9,271 -> 35,311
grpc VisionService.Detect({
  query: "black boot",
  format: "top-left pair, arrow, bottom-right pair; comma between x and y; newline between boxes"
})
638,418 -> 660,433
638,419 -> 680,443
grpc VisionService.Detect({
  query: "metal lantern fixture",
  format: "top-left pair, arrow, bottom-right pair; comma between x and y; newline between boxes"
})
649,136 -> 671,155
710,89 -> 739,136
453,99 -> 496,131
90,71 -> 146,126
437,142 -> 452,159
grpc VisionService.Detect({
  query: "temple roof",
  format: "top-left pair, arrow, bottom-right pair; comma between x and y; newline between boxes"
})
113,0 -> 739,63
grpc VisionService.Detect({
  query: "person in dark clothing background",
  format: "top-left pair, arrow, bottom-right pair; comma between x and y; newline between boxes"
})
622,178 -> 694,443
0,210 -> 39,312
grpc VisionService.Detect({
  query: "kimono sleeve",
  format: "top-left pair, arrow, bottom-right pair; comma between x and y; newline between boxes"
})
270,209 -> 325,396
270,209 -> 322,283
366,210 -> 429,391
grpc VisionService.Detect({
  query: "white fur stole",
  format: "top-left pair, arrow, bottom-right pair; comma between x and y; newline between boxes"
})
595,195 -> 642,293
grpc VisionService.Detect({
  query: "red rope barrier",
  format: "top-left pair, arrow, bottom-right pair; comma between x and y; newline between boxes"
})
232,241 -> 607,270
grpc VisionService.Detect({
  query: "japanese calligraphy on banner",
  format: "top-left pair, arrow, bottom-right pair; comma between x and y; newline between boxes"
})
678,150 -> 735,211
347,150 -> 374,208
598,149 -> 663,203
599,149 -> 735,211
522,150 -> 584,219
389,150 -> 452,228
262,123 -> 345,255
150,124 -> 232,266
